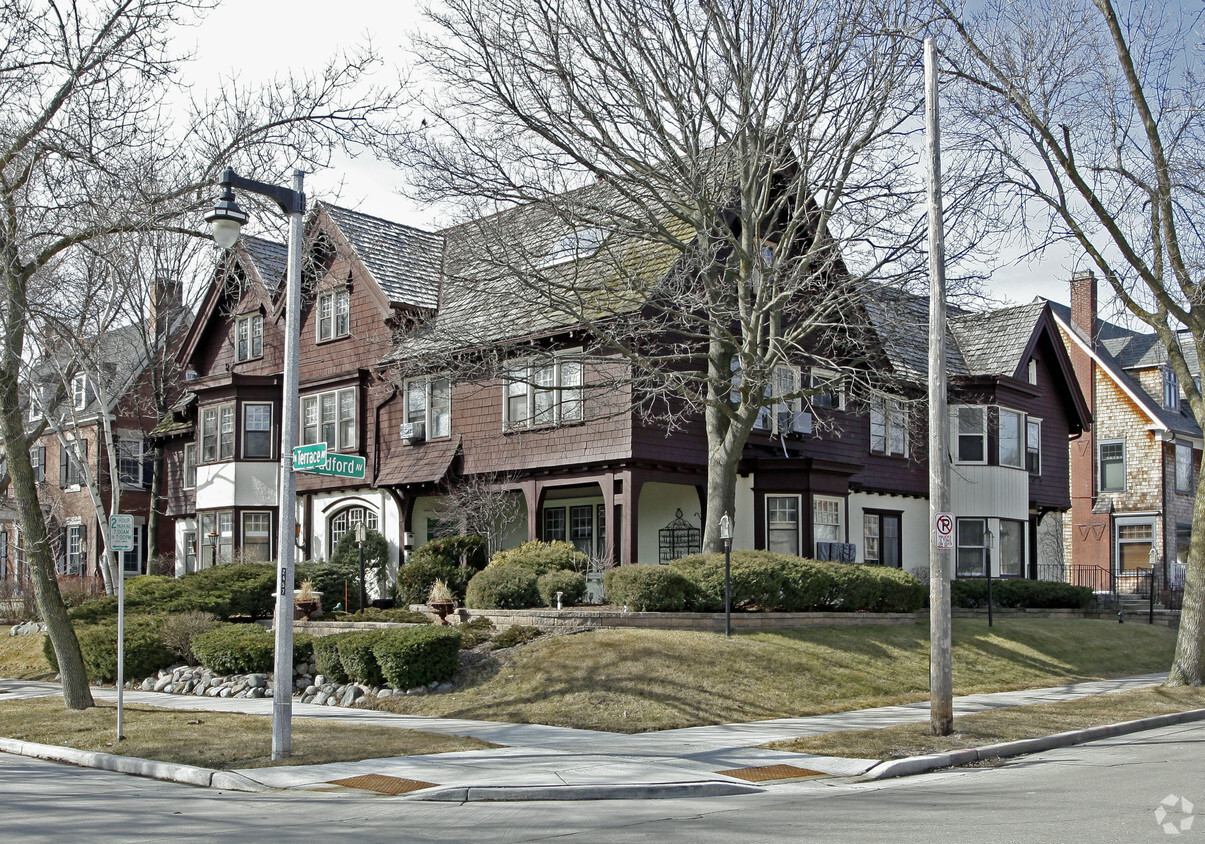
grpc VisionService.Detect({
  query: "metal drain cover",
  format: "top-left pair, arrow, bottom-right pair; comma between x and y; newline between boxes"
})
327,774 -> 439,795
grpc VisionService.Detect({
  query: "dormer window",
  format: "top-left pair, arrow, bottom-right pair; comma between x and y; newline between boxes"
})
1164,367 -> 1180,410
235,313 -> 263,362
316,289 -> 350,341
541,227 -> 607,268
71,374 -> 87,410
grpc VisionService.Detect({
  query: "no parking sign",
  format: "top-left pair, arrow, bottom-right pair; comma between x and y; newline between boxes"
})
934,512 -> 954,549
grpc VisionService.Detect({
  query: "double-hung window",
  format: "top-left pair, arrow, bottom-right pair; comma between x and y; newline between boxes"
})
1027,418 -> 1042,474
116,438 -> 146,487
956,518 -> 987,577
863,511 -> 901,567
809,368 -> 844,410
754,364 -> 802,434
1098,440 -> 1125,492
199,403 -> 235,462
301,388 -> 356,450
63,524 -> 85,575
999,519 -> 1024,577
235,313 -> 263,362
242,403 -> 273,459
71,374 -> 87,410
183,443 -> 196,489
1164,367 -> 1180,410
870,394 -> 907,456
29,446 -> 45,483
998,408 -> 1024,468
316,289 -> 350,341
241,512 -> 272,562
766,495 -> 801,556
60,439 -> 87,487
955,406 -> 987,463
406,377 -> 452,439
1176,440 -> 1194,493
504,356 -> 583,429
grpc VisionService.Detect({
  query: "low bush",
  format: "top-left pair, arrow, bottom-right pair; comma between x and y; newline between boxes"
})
371,627 -> 462,689
817,562 -> 925,612
335,631 -> 387,686
950,579 -> 1095,610
312,635 -> 348,683
465,566 -> 541,609
671,551 -> 791,611
537,569 -> 587,607
394,557 -> 462,606
191,624 -> 275,675
411,535 -> 488,571
160,611 -> 221,665
604,565 -> 696,612
489,540 -> 587,576
182,562 -> 276,619
46,615 -> 175,683
491,625 -> 542,650
295,559 -> 363,613
67,596 -> 120,624
455,616 -> 495,649
779,558 -> 839,611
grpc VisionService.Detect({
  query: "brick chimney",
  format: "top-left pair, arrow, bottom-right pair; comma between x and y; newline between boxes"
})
1070,270 -> 1097,347
149,276 -> 183,345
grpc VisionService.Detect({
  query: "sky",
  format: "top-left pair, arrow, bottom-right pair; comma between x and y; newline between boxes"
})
180,0 -> 1074,309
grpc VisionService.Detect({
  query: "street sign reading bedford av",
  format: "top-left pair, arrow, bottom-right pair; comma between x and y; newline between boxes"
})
292,442 -> 328,471
307,453 -> 366,480
109,514 -> 135,552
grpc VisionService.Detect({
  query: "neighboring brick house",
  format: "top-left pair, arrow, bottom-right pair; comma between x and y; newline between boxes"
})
1046,271 -> 1200,591
153,195 -> 1089,585
0,296 -> 185,592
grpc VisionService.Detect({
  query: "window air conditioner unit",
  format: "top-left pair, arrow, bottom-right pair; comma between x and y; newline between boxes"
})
184,369 -> 198,381
780,410 -> 813,436
399,421 -> 425,445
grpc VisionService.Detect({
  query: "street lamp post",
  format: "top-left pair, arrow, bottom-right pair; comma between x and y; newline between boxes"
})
355,521 -> 367,611
206,166 -> 305,761
719,512 -> 732,638
207,528 -> 219,569
984,525 -> 994,628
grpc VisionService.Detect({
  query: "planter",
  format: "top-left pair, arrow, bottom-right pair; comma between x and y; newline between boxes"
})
294,590 -> 323,621
428,600 -> 456,625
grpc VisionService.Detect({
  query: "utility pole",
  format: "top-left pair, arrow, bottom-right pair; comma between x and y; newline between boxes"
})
925,37 -> 954,736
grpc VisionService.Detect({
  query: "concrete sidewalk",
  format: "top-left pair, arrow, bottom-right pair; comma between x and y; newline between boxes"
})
0,673 -> 1181,800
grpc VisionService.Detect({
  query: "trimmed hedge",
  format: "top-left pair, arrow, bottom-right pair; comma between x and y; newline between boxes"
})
335,631 -> 387,686
951,579 -> 1095,610
312,634 -> 349,683
604,565 -> 695,612
190,624 -> 312,675
67,564 -> 277,623
671,551 -> 790,611
465,566 -> 541,609
44,615 -> 174,683
537,569 -> 587,607
489,540 -> 587,576
394,557 -> 462,606
371,627 -> 461,689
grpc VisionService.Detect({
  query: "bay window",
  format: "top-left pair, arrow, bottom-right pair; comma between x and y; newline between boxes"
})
301,388 -> 356,450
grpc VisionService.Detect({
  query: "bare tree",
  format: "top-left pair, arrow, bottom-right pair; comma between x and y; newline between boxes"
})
430,474 -> 524,558
0,0 -> 409,708
937,0 -> 1205,683
397,0 -> 992,552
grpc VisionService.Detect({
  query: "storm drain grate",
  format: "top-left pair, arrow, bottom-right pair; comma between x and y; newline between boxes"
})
715,765 -> 828,782
327,774 -> 439,795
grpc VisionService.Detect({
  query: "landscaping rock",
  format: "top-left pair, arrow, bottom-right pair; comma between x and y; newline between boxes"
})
406,686 -> 427,696
313,674 -> 326,686
249,687 -> 266,699
376,689 -> 393,699
339,685 -> 363,706
247,674 -> 268,688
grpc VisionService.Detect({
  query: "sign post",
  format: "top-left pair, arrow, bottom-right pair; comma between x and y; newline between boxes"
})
108,514 -> 135,742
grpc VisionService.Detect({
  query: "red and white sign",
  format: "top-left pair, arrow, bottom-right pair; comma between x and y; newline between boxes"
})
934,512 -> 954,549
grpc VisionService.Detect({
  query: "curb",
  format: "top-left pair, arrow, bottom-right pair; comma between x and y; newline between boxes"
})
406,780 -> 763,802
862,707 -> 1205,780
0,737 -> 268,792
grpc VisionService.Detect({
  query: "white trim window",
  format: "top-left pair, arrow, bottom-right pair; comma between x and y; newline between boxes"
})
809,368 -> 845,411
999,519 -> 1024,577
116,438 -> 146,488
1176,440 -> 1194,494
870,394 -> 907,456
301,388 -> 356,451
956,517 -> 987,578
406,376 -> 452,439
200,403 -> 235,462
754,364 -> 802,434
241,512 -> 272,562
63,524 -> 85,575
999,408 -> 1024,469
504,356 -> 583,430
316,289 -> 350,341
954,406 -> 987,463
813,495 -> 844,545
235,313 -> 263,362
329,506 -> 378,556
119,524 -> 141,575
766,495 -> 801,556
71,374 -> 87,410
1098,440 -> 1126,492
183,443 -> 196,489
1027,418 -> 1042,474
1116,518 -> 1155,573
243,403 -> 273,459
1164,366 -> 1180,411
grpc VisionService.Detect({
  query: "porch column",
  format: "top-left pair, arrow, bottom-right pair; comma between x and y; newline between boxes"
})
601,473 -> 616,566
620,471 -> 643,566
521,480 -> 540,542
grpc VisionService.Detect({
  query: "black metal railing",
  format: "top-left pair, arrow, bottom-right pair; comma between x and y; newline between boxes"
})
1034,561 -> 1184,620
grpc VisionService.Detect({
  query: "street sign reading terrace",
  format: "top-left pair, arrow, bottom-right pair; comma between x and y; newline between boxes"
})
292,443 -> 328,471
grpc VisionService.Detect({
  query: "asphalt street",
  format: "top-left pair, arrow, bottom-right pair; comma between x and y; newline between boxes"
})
1,720 -> 1201,842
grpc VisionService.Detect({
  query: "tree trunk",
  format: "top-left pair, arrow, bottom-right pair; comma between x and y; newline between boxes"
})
0,382 -> 93,708
147,444 -> 163,563
701,402 -> 744,553
1168,461 -> 1205,685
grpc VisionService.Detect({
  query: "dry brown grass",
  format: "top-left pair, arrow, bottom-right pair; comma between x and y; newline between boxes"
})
366,618 -> 1178,732
0,633 -> 53,679
763,685 -> 1205,759
0,698 -> 493,769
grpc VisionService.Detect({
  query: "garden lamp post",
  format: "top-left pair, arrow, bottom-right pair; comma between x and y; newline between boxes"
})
719,512 -> 732,638
205,166 -> 305,761
983,525 -> 994,628
355,521 -> 368,611
207,528 -> 219,569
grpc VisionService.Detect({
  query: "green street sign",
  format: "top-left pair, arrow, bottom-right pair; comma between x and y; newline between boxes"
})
304,453 -> 366,480
108,514 -> 135,552
292,443 -> 328,471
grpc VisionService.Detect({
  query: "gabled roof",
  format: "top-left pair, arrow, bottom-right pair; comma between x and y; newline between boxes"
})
241,236 -> 288,292
1045,300 -> 1200,439
951,301 -> 1050,378
321,204 -> 443,310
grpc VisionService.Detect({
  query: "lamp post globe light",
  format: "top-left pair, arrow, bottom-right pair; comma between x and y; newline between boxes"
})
206,166 -> 305,761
